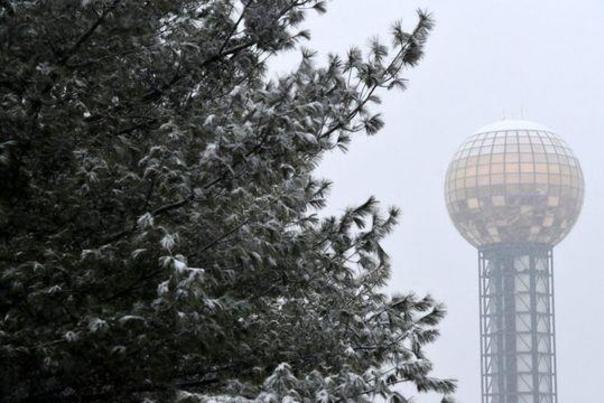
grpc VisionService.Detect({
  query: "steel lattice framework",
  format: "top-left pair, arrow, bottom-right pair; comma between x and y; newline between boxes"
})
479,244 -> 558,403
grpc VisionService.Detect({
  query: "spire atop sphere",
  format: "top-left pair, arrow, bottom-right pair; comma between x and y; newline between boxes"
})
473,119 -> 551,134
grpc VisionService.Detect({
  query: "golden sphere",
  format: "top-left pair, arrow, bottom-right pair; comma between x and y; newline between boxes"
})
445,120 -> 584,248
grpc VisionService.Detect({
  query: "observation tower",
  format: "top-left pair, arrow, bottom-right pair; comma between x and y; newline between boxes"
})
444,120 -> 584,403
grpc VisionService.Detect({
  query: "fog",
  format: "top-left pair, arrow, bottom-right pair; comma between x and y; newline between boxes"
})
273,0 -> 604,401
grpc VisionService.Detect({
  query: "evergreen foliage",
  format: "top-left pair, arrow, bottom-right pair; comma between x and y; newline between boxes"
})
0,1 -> 455,401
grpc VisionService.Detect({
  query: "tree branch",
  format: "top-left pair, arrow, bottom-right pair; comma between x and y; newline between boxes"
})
59,0 -> 122,65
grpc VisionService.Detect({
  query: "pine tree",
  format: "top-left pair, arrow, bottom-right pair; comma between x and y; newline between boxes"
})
0,1 -> 455,402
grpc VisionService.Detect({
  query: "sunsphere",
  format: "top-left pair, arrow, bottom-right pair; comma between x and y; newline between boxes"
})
445,120 -> 584,248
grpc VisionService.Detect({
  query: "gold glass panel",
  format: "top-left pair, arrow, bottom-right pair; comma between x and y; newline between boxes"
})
478,176 -> 490,186
520,174 -> 534,184
465,165 -> 477,176
568,175 -> 579,188
519,144 -> 532,153
505,164 -> 520,173
534,153 -> 547,163
478,165 -> 490,175
491,154 -> 504,163
491,174 -> 505,185
491,164 -> 504,174
492,195 -> 506,206
506,153 -> 520,162
506,143 -> 519,153
467,198 -> 480,209
479,155 -> 491,164
467,156 -> 479,166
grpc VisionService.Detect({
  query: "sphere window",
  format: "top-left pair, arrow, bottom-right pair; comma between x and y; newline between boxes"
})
506,143 -> 519,153
467,198 -> 480,209
506,153 -> 520,162
467,156 -> 479,165
492,195 -> 506,206
479,155 -> 491,164
478,176 -> 490,186
521,174 -> 534,184
534,154 -> 547,163
491,154 -> 505,163
519,144 -> 532,153
491,174 -> 505,185
505,164 -> 520,173
520,163 -> 534,173
466,166 -> 477,176
491,164 -> 504,174
478,165 -> 490,175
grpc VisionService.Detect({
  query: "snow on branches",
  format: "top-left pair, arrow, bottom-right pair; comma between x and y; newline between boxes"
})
0,1 -> 453,402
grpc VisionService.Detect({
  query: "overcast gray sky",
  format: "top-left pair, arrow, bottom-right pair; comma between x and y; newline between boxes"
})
273,0 -> 604,401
